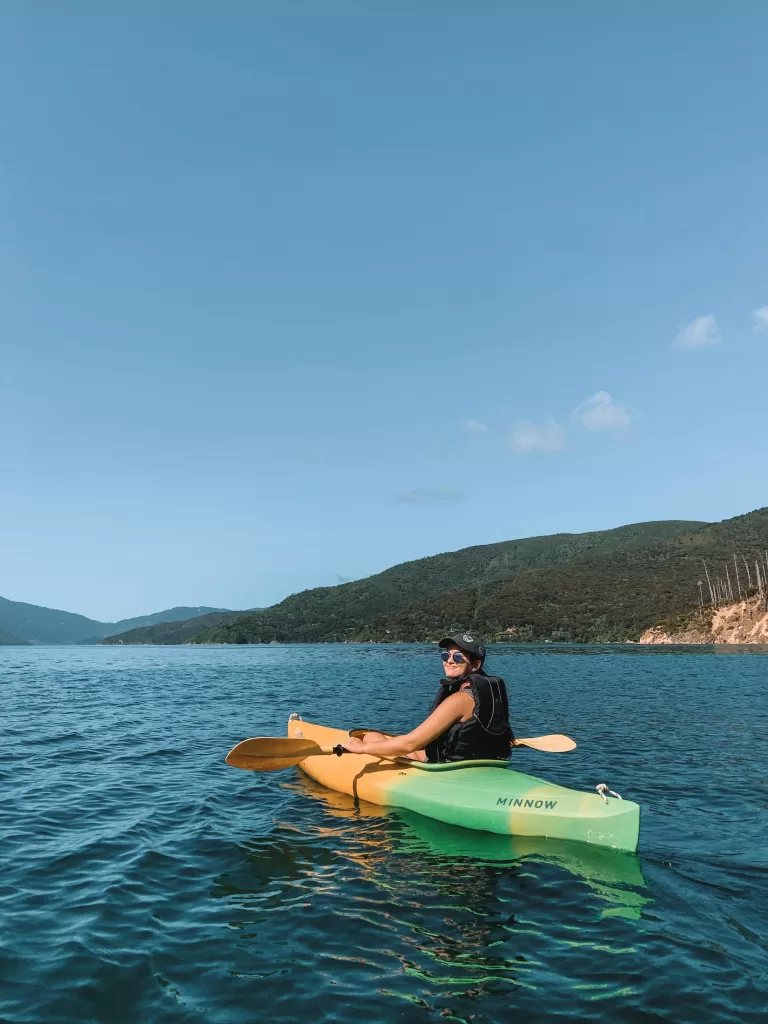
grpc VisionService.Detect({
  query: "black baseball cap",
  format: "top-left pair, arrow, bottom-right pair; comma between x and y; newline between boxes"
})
438,632 -> 486,662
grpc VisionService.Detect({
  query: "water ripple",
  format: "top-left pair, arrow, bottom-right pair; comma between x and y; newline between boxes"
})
1,643 -> 767,1022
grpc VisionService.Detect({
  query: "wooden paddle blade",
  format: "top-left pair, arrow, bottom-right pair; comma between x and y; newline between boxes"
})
513,734 -> 576,753
225,736 -> 334,771
229,737 -> 326,758
226,752 -> 313,772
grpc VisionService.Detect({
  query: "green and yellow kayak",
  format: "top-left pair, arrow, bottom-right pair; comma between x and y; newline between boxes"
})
288,717 -> 640,853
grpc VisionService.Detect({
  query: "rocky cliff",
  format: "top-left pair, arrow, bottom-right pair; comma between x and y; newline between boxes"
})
640,596 -> 768,644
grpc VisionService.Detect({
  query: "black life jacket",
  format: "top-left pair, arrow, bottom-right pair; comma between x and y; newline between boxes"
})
424,672 -> 513,763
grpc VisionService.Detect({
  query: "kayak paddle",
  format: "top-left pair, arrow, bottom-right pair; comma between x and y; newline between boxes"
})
225,732 -> 576,771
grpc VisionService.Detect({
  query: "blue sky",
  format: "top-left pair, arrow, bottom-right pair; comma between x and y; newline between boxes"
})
2,2 -> 767,621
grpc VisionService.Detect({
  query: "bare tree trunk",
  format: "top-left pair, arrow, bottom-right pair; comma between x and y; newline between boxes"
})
703,561 -> 715,605
725,564 -> 734,603
756,561 -> 768,611
743,555 -> 753,590
733,554 -> 743,600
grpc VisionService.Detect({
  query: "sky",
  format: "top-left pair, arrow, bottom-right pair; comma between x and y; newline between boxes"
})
2,2 -> 767,622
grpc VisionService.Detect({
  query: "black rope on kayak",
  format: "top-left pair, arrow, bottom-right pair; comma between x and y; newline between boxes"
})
596,783 -> 623,803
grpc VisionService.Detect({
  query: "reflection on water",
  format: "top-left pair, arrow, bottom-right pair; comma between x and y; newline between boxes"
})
209,772 -> 652,1018
285,773 -> 650,920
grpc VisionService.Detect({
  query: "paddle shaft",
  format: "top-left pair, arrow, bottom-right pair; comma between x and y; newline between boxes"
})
350,728 -> 575,754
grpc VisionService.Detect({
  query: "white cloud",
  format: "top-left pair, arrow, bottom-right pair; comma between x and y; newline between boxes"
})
396,486 -> 464,505
752,306 -> 768,334
572,391 -> 632,432
463,419 -> 489,434
674,314 -> 720,349
508,419 -> 567,455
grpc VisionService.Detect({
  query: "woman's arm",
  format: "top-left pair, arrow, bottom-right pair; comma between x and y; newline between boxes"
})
342,691 -> 474,758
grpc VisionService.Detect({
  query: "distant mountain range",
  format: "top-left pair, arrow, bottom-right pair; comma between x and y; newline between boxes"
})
101,507 -> 768,645
0,597 -> 231,645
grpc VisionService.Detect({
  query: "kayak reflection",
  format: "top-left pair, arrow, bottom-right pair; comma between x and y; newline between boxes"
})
285,772 -> 650,921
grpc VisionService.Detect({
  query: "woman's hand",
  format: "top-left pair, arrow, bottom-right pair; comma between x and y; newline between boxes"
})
342,736 -> 366,754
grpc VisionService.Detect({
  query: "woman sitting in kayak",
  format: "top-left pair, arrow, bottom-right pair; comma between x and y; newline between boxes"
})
342,632 -> 513,763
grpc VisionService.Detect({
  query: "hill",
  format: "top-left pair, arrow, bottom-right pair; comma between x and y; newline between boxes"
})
76,606 -> 233,643
0,597 -> 230,645
103,609 -> 241,644
0,596 -> 108,645
0,627 -> 31,645
336,507 -> 768,643
104,517 -> 719,645
111,606 -> 230,635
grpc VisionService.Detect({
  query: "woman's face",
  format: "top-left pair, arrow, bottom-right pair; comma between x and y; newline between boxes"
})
441,644 -> 479,679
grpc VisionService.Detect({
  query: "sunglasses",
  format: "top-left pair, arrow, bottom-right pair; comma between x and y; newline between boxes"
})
440,651 -> 468,664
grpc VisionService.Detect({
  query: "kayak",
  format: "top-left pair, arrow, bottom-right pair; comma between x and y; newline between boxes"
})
288,716 -> 640,853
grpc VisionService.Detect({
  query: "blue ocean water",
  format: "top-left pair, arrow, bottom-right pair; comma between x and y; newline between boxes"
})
2,643 -> 767,1023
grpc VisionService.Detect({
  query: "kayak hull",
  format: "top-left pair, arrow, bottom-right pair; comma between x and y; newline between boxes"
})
288,717 -> 640,852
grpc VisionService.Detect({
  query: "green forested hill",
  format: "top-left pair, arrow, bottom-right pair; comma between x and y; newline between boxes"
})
75,606 -> 232,643
105,516 -> 741,645
196,509 -> 768,643
109,606 -> 229,634
349,507 -> 768,642
103,610 -> 240,645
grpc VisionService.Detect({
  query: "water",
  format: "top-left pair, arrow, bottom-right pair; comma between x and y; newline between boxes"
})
2,644 -> 767,1023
